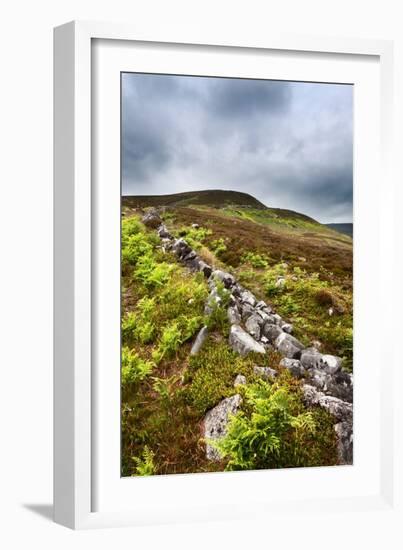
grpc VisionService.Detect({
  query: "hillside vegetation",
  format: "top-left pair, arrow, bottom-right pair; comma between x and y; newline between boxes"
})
121,190 -> 353,476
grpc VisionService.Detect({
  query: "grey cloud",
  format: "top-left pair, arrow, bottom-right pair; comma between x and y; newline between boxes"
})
121,73 -> 353,223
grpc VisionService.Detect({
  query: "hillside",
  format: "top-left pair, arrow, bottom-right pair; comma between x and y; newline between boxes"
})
121,191 -> 353,476
325,223 -> 353,238
123,189 -> 267,210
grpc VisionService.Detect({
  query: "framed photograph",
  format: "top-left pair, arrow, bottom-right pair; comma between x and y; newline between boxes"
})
54,21 -> 397,530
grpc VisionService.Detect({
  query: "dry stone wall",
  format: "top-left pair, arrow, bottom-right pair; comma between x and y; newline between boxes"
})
143,210 -> 354,466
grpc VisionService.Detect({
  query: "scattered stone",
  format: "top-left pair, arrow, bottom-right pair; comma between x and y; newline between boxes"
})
253,365 -> 277,380
255,309 -> 272,323
234,374 -> 247,387
275,277 -> 286,288
229,325 -> 266,356
328,307 -> 334,316
245,314 -> 263,340
260,336 -> 269,345
262,323 -> 283,343
255,300 -> 267,309
191,223 -> 200,229
204,394 -> 242,460
302,384 -> 352,422
279,358 -> 305,377
334,421 -> 353,465
190,326 -> 209,356
275,332 -> 304,359
142,209 -> 162,228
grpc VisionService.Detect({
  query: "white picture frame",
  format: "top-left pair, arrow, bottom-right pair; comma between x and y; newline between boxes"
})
54,20 -> 398,531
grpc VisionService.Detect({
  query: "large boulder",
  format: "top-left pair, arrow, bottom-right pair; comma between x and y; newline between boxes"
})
229,325 -> 266,356
275,332 -> 304,359
245,314 -> 263,340
204,394 -> 242,460
190,326 -> 209,356
142,209 -> 162,228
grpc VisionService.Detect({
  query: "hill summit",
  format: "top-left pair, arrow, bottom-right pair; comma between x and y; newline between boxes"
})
123,189 -> 267,210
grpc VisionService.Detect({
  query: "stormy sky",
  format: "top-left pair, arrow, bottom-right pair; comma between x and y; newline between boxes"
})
122,73 -> 353,224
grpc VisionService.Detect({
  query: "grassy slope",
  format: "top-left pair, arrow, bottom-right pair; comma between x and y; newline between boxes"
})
121,192 -> 352,476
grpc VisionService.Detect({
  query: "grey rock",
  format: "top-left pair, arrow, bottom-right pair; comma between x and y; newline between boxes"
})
227,306 -> 241,325
253,365 -> 277,380
260,336 -> 269,345
191,223 -> 200,229
255,300 -> 267,309
271,313 -> 283,326
204,394 -> 242,460
142,209 -> 162,228
229,325 -> 266,357
334,421 -> 353,465
241,303 -> 255,321
321,354 -> 343,375
211,270 -> 236,288
326,371 -> 353,403
262,323 -> 283,343
255,310 -> 272,323
279,358 -> 305,377
198,261 -> 212,278
183,250 -> 197,262
281,323 -> 293,334
239,289 -> 256,307
190,326 -> 209,356
300,348 -> 323,370
157,224 -> 172,239
302,384 -> 353,422
234,374 -> 247,387
172,238 -> 192,257
300,349 -> 342,375
245,314 -> 263,340
275,332 -> 304,358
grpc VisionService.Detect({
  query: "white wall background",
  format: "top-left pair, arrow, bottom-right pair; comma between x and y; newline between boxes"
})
0,0 -> 402,548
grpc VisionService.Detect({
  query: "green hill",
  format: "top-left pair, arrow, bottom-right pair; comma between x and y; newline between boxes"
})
123,189 -> 267,210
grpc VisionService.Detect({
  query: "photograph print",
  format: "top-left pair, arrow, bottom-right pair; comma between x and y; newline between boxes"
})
120,72 -> 353,477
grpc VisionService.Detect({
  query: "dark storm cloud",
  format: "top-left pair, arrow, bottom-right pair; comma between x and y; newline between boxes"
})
121,73 -> 353,223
